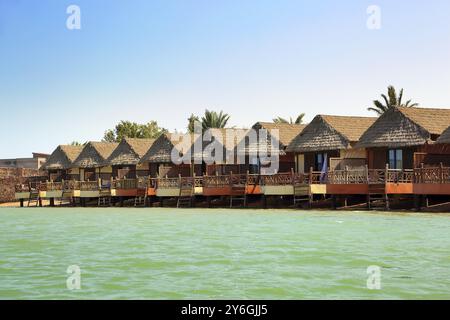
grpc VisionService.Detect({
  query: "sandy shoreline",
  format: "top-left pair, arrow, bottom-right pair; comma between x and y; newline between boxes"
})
0,200 -> 51,207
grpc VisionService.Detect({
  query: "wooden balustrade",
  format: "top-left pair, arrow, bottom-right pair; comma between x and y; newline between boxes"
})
386,169 -> 414,183
203,175 -> 231,188
157,177 -> 180,188
368,169 -> 385,184
261,173 -> 293,186
16,165 -> 450,199
415,165 -> 450,184
111,178 -> 137,190
79,181 -> 100,191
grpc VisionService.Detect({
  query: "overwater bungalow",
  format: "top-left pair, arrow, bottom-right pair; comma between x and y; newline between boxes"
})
72,141 -> 118,181
70,141 -> 118,199
249,122 -> 306,173
106,138 -> 155,178
138,132 -> 195,199
286,115 -> 376,172
140,133 -> 194,178
39,145 -> 83,202
353,107 -> 450,202
44,145 -> 84,182
105,137 -> 155,199
356,107 -> 450,169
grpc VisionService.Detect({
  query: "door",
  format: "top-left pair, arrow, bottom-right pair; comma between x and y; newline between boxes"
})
296,154 -> 305,173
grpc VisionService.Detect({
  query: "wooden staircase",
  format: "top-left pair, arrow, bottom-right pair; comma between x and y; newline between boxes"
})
230,184 -> 246,208
98,188 -> 111,207
367,183 -> 387,209
28,190 -> 40,207
177,185 -> 194,208
293,184 -> 310,207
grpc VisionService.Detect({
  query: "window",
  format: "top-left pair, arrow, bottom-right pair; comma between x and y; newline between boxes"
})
388,149 -> 403,169
315,153 -> 327,171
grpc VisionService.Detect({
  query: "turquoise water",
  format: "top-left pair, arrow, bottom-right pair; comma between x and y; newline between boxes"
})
0,208 -> 449,299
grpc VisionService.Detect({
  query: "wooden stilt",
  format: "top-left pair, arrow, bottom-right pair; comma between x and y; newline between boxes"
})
20,199 -> 24,207
50,198 -> 55,207
414,195 -> 421,212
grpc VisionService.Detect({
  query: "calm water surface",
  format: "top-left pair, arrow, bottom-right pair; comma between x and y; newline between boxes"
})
0,208 -> 449,299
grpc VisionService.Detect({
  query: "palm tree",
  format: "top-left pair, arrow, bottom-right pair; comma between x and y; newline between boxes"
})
187,113 -> 200,133
201,109 -> 230,130
368,86 -> 419,115
273,113 -> 305,124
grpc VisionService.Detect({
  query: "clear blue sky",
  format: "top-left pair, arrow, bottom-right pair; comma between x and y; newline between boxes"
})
1,0 -> 450,157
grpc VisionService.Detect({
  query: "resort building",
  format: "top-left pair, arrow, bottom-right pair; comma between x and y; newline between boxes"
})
286,115 -> 376,173
248,122 -> 306,174
71,142 -> 118,182
44,145 -> 84,181
356,107 -> 450,169
139,133 -> 195,178
0,153 -> 49,170
105,138 -> 156,179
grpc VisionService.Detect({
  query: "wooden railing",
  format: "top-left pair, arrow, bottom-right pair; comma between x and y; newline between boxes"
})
157,177 -> 180,188
203,175 -> 231,188
327,169 -> 367,184
111,178 -> 137,190
79,181 -> 100,191
415,166 -> 450,184
16,165 -> 450,197
368,169 -> 385,184
386,169 -> 414,183
261,172 -> 293,186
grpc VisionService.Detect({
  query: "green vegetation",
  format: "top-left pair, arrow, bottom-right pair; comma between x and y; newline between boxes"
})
273,113 -> 305,124
187,109 -> 230,132
368,85 -> 419,115
103,120 -> 167,142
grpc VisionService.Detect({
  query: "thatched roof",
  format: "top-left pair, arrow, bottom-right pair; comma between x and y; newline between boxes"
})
357,107 -> 450,148
140,129 -> 247,164
437,126 -> 450,144
140,133 -> 188,163
106,138 -> 155,166
286,115 -> 376,152
252,122 -> 306,149
72,142 -> 118,168
44,145 -> 84,170
235,122 -> 306,156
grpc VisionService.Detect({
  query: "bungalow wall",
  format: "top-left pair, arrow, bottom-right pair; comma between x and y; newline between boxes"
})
77,166 -> 113,182
415,144 -> 450,167
112,165 -> 137,179
301,150 -> 340,172
278,153 -> 296,173
367,147 -> 415,169
157,163 -> 191,177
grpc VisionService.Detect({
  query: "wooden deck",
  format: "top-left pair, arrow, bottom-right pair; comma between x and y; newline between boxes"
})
14,166 -> 450,209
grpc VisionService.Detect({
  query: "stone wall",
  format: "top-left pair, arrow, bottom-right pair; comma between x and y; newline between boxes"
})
0,168 -> 44,202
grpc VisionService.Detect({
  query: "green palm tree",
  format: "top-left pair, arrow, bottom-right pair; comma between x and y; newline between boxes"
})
273,113 -> 305,124
368,86 -> 419,115
187,113 -> 200,133
201,109 -> 230,130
